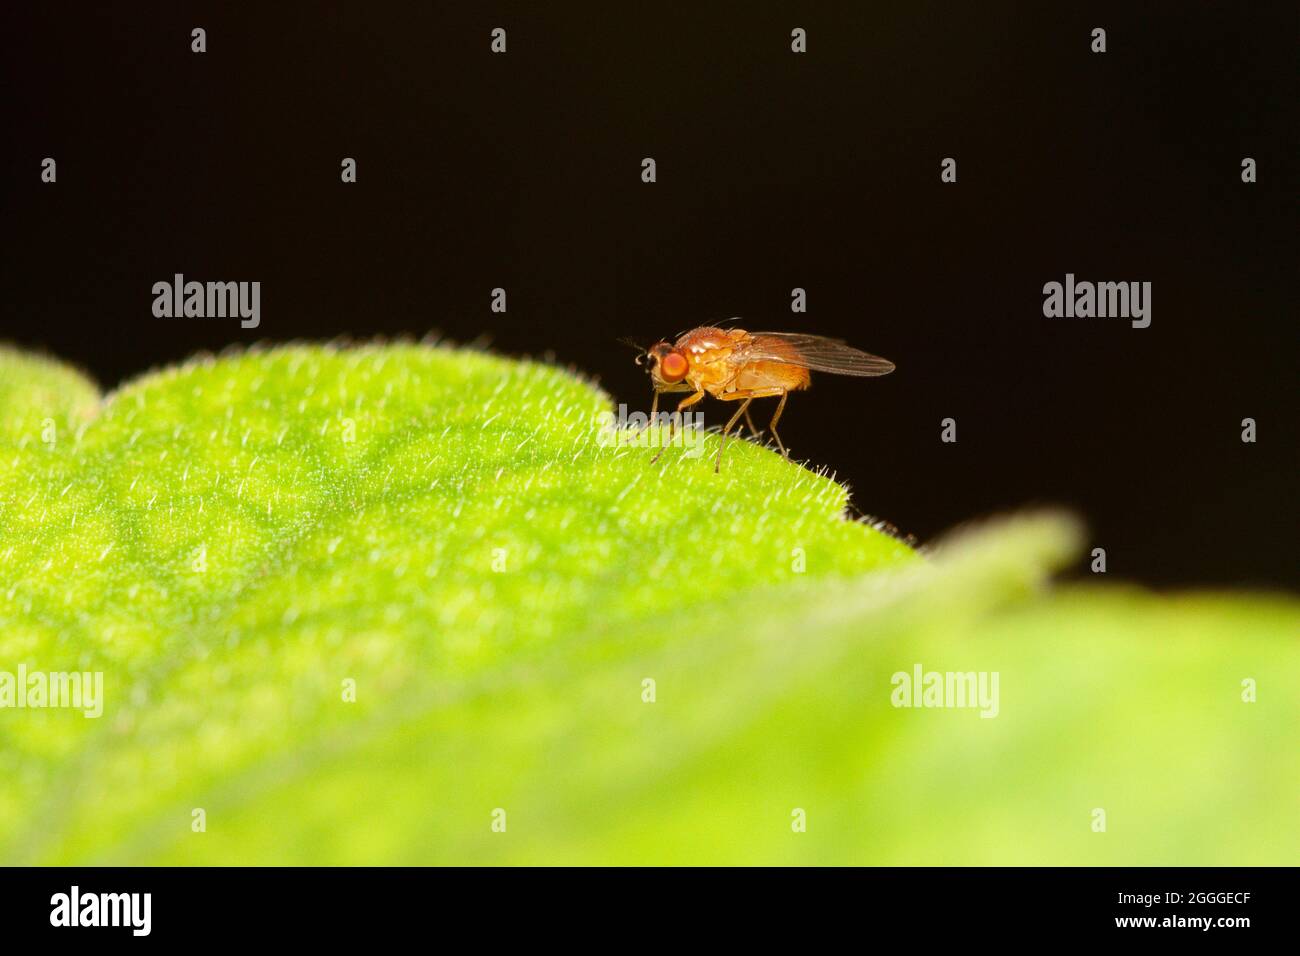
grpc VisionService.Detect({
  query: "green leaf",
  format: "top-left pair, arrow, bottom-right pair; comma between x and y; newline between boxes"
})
0,344 -> 1294,865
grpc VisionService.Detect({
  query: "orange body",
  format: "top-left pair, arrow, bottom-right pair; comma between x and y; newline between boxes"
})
671,327 -> 811,398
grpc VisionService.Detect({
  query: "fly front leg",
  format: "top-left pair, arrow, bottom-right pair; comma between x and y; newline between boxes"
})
627,390 -> 659,444
650,388 -> 705,464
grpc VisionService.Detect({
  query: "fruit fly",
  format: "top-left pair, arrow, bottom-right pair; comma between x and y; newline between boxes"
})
634,326 -> 895,471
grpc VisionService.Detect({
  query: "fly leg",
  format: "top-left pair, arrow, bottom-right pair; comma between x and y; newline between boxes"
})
651,389 -> 705,464
713,387 -> 786,468
742,404 -> 761,439
713,398 -> 753,473
627,390 -> 659,445
767,391 -> 790,458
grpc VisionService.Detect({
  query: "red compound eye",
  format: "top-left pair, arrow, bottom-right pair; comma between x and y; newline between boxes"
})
659,351 -> 688,382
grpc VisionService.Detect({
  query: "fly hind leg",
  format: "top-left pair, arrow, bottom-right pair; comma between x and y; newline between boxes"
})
767,391 -> 790,458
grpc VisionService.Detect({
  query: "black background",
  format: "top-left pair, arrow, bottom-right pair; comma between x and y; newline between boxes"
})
0,866 -> 1284,942
3,2 -> 1295,588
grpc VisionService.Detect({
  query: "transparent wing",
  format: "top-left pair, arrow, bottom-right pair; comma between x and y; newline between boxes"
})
737,332 -> 895,377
